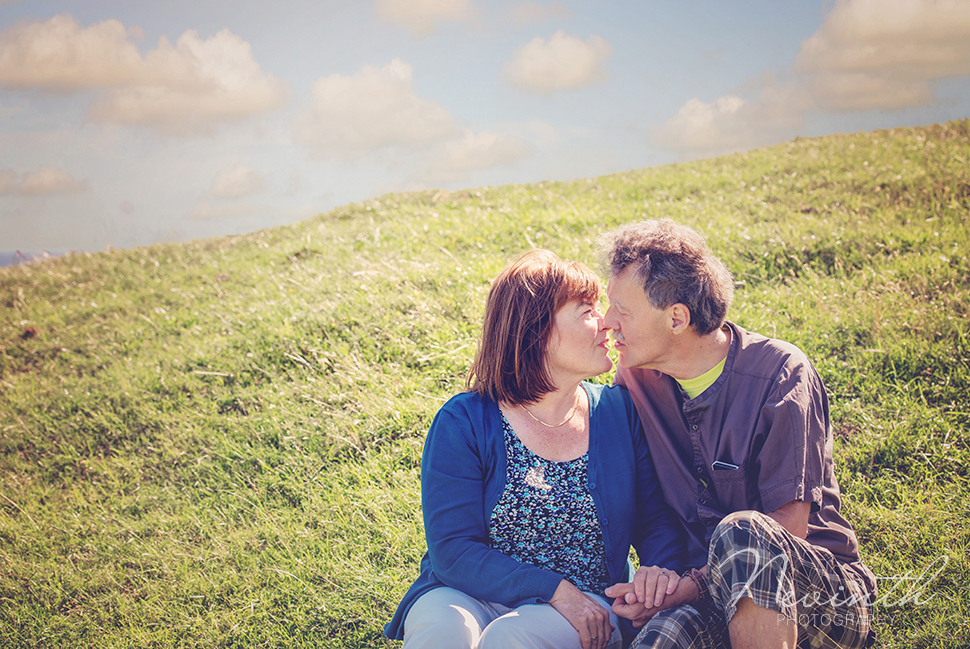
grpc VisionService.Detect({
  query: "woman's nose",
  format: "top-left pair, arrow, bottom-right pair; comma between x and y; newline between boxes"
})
596,311 -> 610,330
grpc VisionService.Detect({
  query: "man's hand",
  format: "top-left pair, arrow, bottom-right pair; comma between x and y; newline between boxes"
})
606,568 -> 701,628
631,565 -> 680,608
605,582 -> 659,628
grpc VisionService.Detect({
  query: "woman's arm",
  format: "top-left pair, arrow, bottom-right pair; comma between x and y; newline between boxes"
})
420,401 -> 563,606
630,412 -> 684,573
607,403 -> 686,613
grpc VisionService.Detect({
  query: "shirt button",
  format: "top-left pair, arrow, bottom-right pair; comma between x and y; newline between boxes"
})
607,553 -> 615,561
602,518 -> 609,526
692,425 -> 699,430
695,466 -> 704,474
589,482 -> 596,490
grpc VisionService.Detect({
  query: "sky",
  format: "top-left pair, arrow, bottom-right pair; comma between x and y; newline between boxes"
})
2,0 -> 970,253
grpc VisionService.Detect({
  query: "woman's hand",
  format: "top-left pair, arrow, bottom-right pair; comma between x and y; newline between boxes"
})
604,581 -> 658,628
548,579 -> 614,649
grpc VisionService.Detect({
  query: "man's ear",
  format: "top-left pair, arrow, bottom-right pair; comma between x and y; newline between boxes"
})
668,303 -> 692,334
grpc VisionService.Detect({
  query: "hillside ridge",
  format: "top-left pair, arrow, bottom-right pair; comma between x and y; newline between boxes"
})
1,119 -> 968,647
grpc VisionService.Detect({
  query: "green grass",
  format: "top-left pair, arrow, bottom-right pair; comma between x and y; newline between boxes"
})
2,119 -> 969,647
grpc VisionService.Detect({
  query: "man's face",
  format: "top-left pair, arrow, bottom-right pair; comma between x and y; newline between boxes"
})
604,266 -> 672,370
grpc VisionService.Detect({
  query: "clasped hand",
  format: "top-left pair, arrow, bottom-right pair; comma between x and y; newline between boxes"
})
604,565 -> 681,628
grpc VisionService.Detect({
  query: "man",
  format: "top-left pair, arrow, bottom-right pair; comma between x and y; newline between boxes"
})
599,219 -> 876,649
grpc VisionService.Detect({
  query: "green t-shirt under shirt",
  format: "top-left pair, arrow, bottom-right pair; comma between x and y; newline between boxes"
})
676,357 -> 726,399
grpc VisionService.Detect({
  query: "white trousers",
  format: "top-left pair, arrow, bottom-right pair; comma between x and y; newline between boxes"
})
402,586 -> 622,649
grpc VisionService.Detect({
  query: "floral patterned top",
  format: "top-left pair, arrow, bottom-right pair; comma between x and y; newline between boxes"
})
488,417 -> 611,595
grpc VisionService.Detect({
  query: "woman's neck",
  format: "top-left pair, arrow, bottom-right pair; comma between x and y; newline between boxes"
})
503,384 -> 590,462
522,384 -> 585,428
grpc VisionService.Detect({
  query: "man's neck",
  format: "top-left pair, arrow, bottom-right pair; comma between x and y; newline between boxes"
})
661,323 -> 732,382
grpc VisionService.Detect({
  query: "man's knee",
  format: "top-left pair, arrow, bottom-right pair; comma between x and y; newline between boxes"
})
714,510 -> 772,537
707,511 -> 796,622
709,510 -> 781,559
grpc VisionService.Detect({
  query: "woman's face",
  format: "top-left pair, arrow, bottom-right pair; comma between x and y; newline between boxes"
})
545,298 -> 613,384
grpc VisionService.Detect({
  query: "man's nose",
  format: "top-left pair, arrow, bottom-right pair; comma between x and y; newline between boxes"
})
603,306 -> 618,329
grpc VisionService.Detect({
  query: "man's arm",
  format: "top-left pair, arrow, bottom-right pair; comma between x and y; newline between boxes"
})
765,499 -> 810,540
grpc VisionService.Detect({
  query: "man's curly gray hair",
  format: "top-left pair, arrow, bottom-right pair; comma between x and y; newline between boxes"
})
598,219 -> 734,335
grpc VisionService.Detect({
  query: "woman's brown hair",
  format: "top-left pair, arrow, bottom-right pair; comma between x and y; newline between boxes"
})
467,249 -> 601,406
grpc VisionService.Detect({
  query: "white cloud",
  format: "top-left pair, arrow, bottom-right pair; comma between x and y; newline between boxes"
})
808,73 -> 934,111
504,31 -> 612,94
0,15 -> 143,89
210,163 -> 266,199
652,96 -> 750,154
795,0 -> 970,110
510,2 -> 570,26
90,29 -> 289,134
0,166 -> 87,195
652,0 -> 970,156
442,130 -> 530,171
418,129 -> 530,183
0,15 -> 289,134
374,0 -> 475,38
652,83 -> 808,156
295,58 -> 457,159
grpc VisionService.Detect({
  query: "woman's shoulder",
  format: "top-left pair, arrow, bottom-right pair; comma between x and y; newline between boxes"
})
586,383 -> 640,458
430,391 -> 498,433
425,391 -> 504,457
439,390 -> 490,413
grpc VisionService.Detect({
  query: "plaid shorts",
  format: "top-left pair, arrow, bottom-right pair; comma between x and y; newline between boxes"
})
631,511 -> 876,649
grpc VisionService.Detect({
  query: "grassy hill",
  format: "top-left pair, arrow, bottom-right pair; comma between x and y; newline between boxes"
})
1,119 -> 969,648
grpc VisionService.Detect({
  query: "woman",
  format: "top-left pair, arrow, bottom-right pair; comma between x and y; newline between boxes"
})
384,250 -> 683,649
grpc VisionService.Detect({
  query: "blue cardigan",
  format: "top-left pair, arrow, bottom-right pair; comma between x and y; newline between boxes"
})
385,383 -> 683,640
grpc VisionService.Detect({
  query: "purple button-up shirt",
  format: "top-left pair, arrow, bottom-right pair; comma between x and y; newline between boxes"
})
615,322 -> 875,589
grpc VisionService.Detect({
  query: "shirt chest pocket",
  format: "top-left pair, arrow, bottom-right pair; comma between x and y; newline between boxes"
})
696,460 -> 750,525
